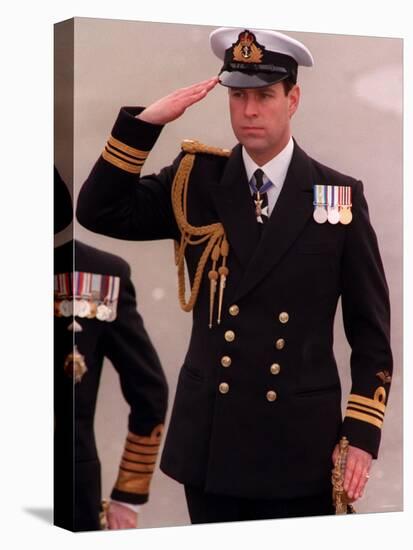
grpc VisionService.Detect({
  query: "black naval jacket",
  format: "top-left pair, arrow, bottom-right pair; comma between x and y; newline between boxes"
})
77,107 -> 393,501
54,239 -> 168,530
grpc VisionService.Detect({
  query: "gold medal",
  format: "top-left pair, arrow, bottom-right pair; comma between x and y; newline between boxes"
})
339,207 -> 353,225
63,346 -> 87,383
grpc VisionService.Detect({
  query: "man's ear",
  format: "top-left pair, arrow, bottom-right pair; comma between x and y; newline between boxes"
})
288,85 -> 300,118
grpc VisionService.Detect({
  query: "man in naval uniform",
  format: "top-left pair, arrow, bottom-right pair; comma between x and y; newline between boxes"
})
76,27 -> 393,523
54,170 -> 168,531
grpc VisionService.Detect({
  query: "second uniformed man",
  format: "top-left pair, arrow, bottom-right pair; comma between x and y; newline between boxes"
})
77,27 -> 393,523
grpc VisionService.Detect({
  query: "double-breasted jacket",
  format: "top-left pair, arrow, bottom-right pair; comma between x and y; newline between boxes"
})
76,107 -> 393,500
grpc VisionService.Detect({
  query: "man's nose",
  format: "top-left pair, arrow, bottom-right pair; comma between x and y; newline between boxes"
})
244,96 -> 259,117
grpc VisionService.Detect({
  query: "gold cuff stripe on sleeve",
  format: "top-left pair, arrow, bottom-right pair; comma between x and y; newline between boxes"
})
126,438 -> 161,448
347,402 -> 384,420
348,393 -> 386,413
120,460 -> 155,473
125,446 -> 159,457
345,409 -> 383,429
114,470 -> 152,495
108,135 -> 149,159
102,149 -> 142,174
123,450 -> 157,464
126,425 -> 163,445
105,144 -> 145,165
125,442 -> 159,454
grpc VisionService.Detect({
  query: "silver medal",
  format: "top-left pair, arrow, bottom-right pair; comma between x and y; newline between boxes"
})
313,206 -> 328,224
328,206 -> 340,224
77,299 -> 91,318
96,303 -> 111,321
59,299 -> 73,317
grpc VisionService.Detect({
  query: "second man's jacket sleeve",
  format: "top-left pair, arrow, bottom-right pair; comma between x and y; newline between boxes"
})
104,260 -> 168,505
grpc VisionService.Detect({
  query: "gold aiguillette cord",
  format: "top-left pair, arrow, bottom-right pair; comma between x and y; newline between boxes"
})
171,152 -> 230,328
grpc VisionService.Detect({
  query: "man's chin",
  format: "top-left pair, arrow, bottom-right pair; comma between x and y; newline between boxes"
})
241,140 -> 269,156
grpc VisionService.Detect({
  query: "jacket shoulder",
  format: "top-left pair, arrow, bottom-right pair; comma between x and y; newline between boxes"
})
75,240 -> 130,277
308,155 -> 360,187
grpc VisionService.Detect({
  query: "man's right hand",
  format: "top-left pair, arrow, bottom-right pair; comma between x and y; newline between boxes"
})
137,77 -> 219,125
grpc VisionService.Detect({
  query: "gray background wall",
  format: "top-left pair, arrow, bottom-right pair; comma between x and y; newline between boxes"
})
54,17 -> 403,528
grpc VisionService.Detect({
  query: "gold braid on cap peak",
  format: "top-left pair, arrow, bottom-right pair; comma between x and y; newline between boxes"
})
171,141 -> 231,328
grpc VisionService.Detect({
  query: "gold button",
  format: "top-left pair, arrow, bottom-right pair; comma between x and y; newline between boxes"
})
219,382 -> 229,394
225,330 -> 235,342
266,390 -> 277,402
275,338 -> 285,350
279,312 -> 289,324
229,305 -> 240,316
270,363 -> 281,375
221,356 -> 232,368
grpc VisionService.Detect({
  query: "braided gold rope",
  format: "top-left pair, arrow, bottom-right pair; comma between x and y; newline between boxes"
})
171,152 -> 228,316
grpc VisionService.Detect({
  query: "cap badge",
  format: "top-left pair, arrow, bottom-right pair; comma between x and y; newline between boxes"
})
232,30 -> 263,64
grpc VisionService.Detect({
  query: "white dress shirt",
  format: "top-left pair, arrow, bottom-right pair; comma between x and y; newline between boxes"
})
242,137 -> 294,217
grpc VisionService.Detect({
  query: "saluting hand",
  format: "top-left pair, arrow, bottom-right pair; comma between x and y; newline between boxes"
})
332,444 -> 373,502
137,77 -> 219,125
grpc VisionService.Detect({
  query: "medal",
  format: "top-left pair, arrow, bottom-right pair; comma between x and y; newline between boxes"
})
340,207 -> 353,225
327,185 -> 340,224
338,186 -> 352,225
59,299 -> 72,317
328,206 -> 340,224
313,206 -> 328,224
64,345 -> 88,383
76,299 -> 91,318
313,185 -> 328,224
55,273 -> 72,317
255,194 -> 263,216
96,303 -> 111,321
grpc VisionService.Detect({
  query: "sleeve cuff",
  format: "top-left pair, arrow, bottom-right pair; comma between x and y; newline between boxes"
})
341,386 -> 389,458
111,424 -> 164,504
101,107 -> 164,174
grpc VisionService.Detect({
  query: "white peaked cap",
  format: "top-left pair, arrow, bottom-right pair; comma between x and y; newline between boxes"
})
209,27 -> 313,88
210,27 -> 314,67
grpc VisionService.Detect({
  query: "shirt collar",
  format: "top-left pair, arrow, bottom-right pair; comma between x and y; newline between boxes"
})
242,137 -> 294,188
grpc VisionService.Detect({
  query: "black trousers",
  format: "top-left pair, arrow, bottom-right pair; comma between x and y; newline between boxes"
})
184,485 -> 334,524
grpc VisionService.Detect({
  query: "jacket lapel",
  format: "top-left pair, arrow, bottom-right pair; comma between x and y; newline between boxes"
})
233,141 -> 314,302
209,144 -> 260,268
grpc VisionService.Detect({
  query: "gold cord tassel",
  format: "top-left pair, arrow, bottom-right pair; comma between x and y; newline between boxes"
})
171,152 -> 230,327
208,242 -> 221,329
217,238 -> 229,325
